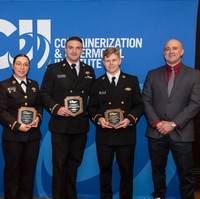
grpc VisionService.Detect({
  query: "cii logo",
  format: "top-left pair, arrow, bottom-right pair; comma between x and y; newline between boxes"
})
0,19 -> 51,69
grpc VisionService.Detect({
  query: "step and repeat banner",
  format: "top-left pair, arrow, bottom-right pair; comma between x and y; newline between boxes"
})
0,0 -> 198,198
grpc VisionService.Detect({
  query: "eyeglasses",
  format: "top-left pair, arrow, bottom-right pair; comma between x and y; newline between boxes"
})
14,61 -> 29,67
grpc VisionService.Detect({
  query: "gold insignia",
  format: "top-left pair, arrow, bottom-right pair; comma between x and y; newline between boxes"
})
85,71 -> 91,75
7,87 -> 16,93
101,76 -> 105,80
124,87 -> 132,91
63,63 -> 66,67
31,87 -> 36,92
28,80 -> 31,83
12,80 -> 16,84
122,75 -> 126,79
84,75 -> 93,79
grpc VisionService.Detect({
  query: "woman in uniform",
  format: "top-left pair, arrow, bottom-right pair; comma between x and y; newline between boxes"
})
0,54 -> 42,199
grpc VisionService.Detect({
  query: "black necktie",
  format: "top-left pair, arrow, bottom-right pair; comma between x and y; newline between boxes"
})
71,64 -> 77,77
111,76 -> 116,88
20,81 -> 27,92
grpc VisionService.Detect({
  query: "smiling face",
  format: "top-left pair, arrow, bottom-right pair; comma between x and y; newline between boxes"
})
65,39 -> 83,63
103,53 -> 121,75
164,39 -> 184,66
12,55 -> 30,80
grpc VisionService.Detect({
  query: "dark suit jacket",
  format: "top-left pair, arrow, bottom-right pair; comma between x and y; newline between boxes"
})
0,76 -> 42,142
88,72 -> 143,145
40,59 -> 95,134
143,64 -> 200,142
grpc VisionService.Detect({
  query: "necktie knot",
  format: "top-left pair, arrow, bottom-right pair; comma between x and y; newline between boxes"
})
71,63 -> 76,69
20,80 -> 27,86
20,80 -> 27,92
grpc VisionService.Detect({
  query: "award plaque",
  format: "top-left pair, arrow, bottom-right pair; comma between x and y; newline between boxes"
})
105,108 -> 124,127
64,96 -> 83,116
18,107 -> 37,125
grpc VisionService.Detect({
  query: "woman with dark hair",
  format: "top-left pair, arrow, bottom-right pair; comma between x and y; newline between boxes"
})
0,54 -> 42,199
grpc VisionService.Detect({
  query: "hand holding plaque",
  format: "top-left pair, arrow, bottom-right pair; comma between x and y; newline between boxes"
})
64,96 -> 83,116
18,107 -> 37,125
105,108 -> 124,127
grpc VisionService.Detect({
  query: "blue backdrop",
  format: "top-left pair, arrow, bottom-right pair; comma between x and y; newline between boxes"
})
0,0 -> 198,198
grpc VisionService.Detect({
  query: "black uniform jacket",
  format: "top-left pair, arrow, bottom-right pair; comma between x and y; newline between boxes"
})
0,76 -> 42,142
88,72 -> 143,145
40,59 -> 95,134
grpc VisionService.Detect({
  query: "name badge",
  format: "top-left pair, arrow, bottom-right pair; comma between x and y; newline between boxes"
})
99,90 -> 106,95
57,74 -> 66,78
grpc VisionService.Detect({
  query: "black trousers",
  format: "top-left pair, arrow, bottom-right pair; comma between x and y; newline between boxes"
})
51,133 -> 87,199
96,144 -> 135,199
148,136 -> 194,199
2,140 -> 40,199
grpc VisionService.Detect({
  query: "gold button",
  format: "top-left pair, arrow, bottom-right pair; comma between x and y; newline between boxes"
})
9,124 -> 11,127
121,101 -> 124,104
25,103 -> 28,106
24,95 -> 27,99
108,101 -> 112,105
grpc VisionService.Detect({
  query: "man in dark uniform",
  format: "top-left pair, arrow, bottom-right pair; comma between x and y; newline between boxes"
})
40,36 -> 95,199
88,47 -> 143,199
0,54 -> 42,199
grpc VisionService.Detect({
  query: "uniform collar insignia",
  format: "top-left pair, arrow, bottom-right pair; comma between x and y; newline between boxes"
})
31,87 -> 36,92
85,71 -> 90,75
12,80 -> 16,84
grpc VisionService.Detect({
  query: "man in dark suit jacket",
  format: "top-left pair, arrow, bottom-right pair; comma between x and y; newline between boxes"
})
88,47 -> 143,199
40,36 -> 95,199
143,39 -> 200,199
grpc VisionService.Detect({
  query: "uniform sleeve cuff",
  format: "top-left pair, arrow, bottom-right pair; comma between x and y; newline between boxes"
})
127,114 -> 138,124
151,120 -> 161,128
50,104 -> 60,115
92,114 -> 103,124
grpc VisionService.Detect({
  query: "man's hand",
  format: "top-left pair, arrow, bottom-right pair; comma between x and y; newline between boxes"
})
115,118 -> 130,129
98,117 -> 113,128
57,106 -> 73,117
31,116 -> 40,128
156,121 -> 175,135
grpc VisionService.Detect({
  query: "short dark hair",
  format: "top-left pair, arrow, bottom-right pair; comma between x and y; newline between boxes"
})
65,36 -> 83,47
13,54 -> 30,65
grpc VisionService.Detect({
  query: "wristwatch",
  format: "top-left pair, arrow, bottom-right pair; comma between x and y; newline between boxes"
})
171,122 -> 176,128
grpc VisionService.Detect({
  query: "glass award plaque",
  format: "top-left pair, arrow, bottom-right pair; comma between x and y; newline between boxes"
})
18,107 -> 37,125
64,96 -> 83,116
105,108 -> 124,127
